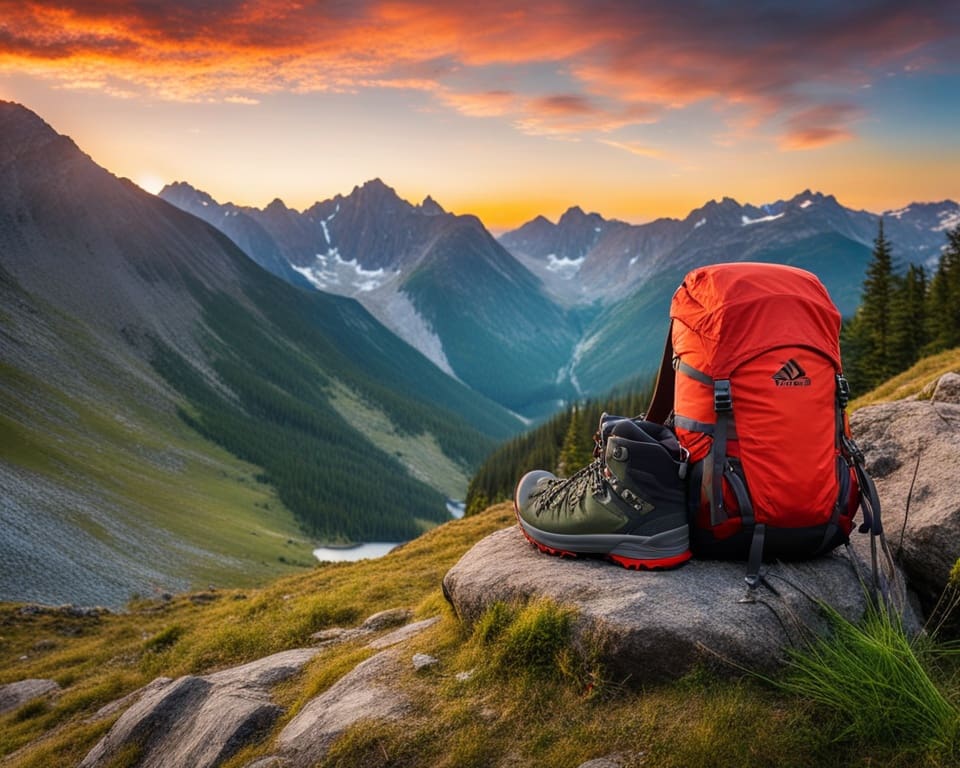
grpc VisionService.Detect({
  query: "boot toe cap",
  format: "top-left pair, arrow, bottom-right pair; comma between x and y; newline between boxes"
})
514,469 -> 556,521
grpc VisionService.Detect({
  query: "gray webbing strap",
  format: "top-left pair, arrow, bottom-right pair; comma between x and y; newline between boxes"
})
745,523 -> 766,591
711,380 -> 732,526
676,359 -> 714,388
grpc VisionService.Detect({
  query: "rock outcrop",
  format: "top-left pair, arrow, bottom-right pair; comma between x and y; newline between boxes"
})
80,649 -> 320,768
850,372 -> 960,602
79,612 -> 439,768
443,526 -> 910,685
269,650 -> 410,767
0,678 -> 60,715
443,374 -> 960,686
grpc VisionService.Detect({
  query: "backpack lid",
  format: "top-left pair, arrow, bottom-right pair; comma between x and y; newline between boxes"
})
671,262 -> 842,377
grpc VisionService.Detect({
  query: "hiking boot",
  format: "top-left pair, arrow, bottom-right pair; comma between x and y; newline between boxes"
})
514,416 -> 691,570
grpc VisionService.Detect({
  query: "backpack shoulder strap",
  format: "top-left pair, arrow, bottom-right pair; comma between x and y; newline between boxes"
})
645,321 -> 675,425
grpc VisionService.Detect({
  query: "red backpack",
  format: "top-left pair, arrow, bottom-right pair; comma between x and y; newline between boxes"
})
646,262 -> 885,593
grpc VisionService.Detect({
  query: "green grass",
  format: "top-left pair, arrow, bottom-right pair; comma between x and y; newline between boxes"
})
4,502 -> 960,767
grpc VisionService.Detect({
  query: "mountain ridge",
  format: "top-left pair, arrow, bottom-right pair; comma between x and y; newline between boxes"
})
501,189 -> 959,309
162,174 -> 959,416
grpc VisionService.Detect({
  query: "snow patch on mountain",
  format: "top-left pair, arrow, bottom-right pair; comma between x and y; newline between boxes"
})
293,251 -> 391,293
800,200 -> 814,209
935,210 -> 960,231
741,212 -> 785,226
545,253 -> 585,279
694,217 -> 707,229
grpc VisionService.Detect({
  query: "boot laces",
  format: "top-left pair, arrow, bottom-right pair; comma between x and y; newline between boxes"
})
531,457 -> 607,515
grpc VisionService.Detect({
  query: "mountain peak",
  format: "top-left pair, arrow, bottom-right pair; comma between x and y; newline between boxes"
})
0,100 -> 52,134
264,197 -> 290,213
0,100 -> 81,163
419,195 -> 445,216
557,206 -> 605,231
345,178 -> 414,218
353,178 -> 396,197
161,180 -> 196,195
159,181 -> 218,208
558,205 -> 605,224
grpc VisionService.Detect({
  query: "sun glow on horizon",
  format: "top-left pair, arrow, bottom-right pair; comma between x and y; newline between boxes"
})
134,173 -> 165,195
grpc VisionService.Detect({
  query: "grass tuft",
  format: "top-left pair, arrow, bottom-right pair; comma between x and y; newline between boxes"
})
469,598 -> 585,684
775,601 -> 960,757
143,625 -> 185,654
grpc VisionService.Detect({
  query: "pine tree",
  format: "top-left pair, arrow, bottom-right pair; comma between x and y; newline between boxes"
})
857,218 -> 899,388
557,404 -> 593,476
925,225 -> 960,353
890,263 -> 928,371
840,313 -> 870,395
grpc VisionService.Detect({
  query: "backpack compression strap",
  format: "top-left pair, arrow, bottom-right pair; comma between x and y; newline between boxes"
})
842,428 -> 902,608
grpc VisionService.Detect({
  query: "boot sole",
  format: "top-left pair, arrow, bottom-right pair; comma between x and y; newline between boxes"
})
513,501 -> 691,571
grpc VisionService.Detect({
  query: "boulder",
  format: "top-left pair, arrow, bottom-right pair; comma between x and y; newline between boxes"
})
359,607 -> 414,631
0,678 -> 60,715
269,650 -> 410,767
850,372 -> 960,602
80,611 -> 441,768
443,526 -> 914,685
87,677 -> 173,722
368,617 -> 440,649
309,606 -> 416,647
80,648 -> 319,768
254,614 -> 440,767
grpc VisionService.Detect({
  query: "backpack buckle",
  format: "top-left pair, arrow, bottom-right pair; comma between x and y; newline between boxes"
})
837,375 -> 850,409
714,380 -> 732,412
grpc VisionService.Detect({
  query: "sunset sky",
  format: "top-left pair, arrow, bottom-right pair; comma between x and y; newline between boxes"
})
1,1 -> 958,231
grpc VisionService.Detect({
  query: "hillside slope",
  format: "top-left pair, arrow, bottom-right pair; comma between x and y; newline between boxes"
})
0,101 -> 521,607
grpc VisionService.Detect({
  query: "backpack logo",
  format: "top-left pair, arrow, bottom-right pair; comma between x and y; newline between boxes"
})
772,359 -> 811,387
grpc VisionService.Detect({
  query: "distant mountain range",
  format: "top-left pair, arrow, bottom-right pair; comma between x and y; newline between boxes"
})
502,192 -> 957,309
0,101 -> 520,606
161,179 -> 580,418
161,177 -> 960,413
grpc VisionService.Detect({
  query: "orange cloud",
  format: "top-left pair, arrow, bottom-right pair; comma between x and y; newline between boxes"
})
778,103 -> 862,150
438,89 -> 518,117
1,0 -> 957,144
780,127 -> 854,151
599,139 -> 665,160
